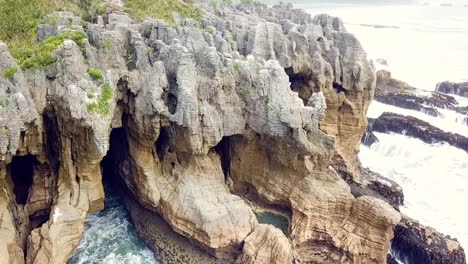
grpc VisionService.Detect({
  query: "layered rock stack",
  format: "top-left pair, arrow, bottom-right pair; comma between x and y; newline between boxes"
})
0,1 -> 462,264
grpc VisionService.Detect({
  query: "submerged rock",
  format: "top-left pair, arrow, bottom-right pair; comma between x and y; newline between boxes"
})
368,112 -> 468,152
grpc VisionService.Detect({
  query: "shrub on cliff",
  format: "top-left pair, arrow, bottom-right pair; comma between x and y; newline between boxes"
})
0,0 -> 101,69
2,67 -> 17,78
87,68 -> 104,81
12,31 -> 88,70
87,83 -> 113,115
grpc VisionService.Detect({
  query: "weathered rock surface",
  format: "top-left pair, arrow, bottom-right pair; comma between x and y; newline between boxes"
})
236,224 -> 293,264
368,112 -> 468,152
392,216 -> 466,264
436,81 -> 468,98
350,168 -> 404,210
0,176 -> 26,264
0,1 -> 410,263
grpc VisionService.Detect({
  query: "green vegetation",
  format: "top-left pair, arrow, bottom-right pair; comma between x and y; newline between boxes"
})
237,84 -> 248,97
233,63 -> 239,72
204,27 -> 214,34
0,0 -> 101,70
87,83 -> 112,115
87,68 -> 103,81
210,0 -> 218,8
3,127 -> 9,136
97,6 -> 106,15
0,98 -> 10,108
95,39 -> 111,50
104,40 -> 111,49
209,0 -> 232,6
2,67 -> 17,78
263,103 -> 270,113
240,0 -> 260,4
12,31 -> 87,70
124,0 -> 203,25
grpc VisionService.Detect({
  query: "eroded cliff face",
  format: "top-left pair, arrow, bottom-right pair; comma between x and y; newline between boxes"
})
0,2 -> 399,264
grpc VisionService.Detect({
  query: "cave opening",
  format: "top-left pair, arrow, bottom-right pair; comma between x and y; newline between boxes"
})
214,136 -> 232,179
155,127 -> 172,162
70,125 -> 161,263
43,110 -> 60,176
167,93 -> 178,115
101,128 -> 126,184
9,155 -> 35,205
333,82 -> 347,94
284,67 -> 317,104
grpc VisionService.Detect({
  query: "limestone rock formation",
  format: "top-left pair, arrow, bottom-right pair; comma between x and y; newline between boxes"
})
0,1 -> 404,263
236,224 -> 293,264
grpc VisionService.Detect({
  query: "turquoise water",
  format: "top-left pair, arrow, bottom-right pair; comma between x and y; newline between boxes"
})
255,211 -> 290,235
69,184 -> 159,264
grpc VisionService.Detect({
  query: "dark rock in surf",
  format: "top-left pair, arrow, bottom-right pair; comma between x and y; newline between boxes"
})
350,168 -> 404,210
436,81 -> 468,98
387,254 -> 399,264
375,70 -> 460,117
375,92 -> 440,117
361,118 -> 379,146
368,112 -> 468,152
392,216 -> 466,264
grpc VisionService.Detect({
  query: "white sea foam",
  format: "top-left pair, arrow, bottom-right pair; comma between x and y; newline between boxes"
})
367,100 -> 468,136
69,185 -> 158,264
451,94 -> 468,107
360,133 -> 468,248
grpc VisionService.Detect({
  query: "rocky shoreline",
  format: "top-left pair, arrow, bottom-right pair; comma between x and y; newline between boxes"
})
392,216 -> 466,264
375,70 -> 467,118
367,112 -> 468,152
0,1 -> 465,264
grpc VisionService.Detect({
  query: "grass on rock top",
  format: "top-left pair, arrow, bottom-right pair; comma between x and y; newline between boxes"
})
0,0 -> 101,69
1,0 -> 201,69
2,67 -> 17,78
87,83 -> 113,115
124,0 -> 203,25
87,68 -> 104,81
12,31 -> 88,70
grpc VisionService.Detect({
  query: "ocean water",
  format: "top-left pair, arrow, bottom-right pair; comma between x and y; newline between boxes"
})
367,100 -> 468,136
302,3 -> 468,90
360,132 -> 468,248
69,184 -> 159,264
